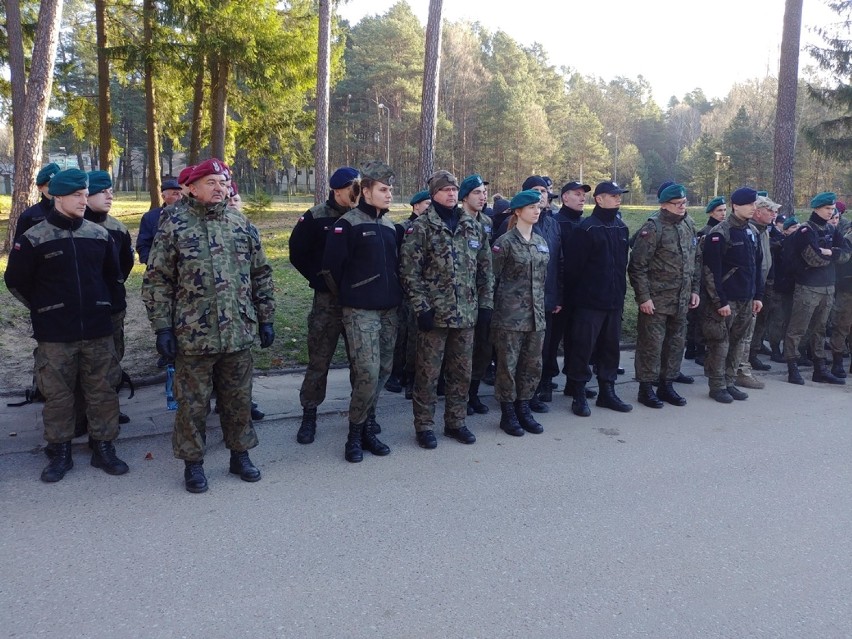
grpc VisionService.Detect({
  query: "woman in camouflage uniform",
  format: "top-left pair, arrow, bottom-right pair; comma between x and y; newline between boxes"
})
490,190 -> 550,436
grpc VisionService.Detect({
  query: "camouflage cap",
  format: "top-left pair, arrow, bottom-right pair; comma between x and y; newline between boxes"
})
427,170 -> 458,196
755,195 -> 781,212
361,160 -> 395,185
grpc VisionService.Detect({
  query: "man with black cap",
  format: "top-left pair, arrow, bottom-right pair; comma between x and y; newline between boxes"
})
136,178 -> 184,265
563,181 -> 633,416
784,191 -> 850,385
628,183 -> 699,408
289,166 -> 360,444
142,158 -> 276,493
5,168 -> 129,482
400,169 -> 494,449
14,162 -> 60,240
458,174 -> 494,416
700,187 -> 763,403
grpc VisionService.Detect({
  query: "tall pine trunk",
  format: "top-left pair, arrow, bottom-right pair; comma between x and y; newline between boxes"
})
209,51 -> 229,161
313,0 -> 331,204
773,0 -> 803,216
143,0 -> 161,207
95,0 -> 112,172
417,0 -> 443,187
5,0 -> 64,252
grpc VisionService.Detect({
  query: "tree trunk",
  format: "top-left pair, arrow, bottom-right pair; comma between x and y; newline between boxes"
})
143,0 -> 161,207
209,52 -> 229,161
417,0 -> 443,186
188,29 -> 206,166
313,0 -> 331,204
773,0 -> 803,217
5,0 -> 64,252
6,0 -> 27,162
95,0 -> 113,173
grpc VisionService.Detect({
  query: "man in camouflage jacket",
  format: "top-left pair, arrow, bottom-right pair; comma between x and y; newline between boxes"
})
142,158 -> 275,493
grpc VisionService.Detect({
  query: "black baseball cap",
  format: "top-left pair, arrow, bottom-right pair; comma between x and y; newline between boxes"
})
593,181 -> 629,196
561,181 -> 591,195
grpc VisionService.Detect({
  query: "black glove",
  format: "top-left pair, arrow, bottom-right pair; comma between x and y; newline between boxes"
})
259,322 -> 275,348
417,309 -> 436,332
155,328 -> 177,360
477,307 -> 493,328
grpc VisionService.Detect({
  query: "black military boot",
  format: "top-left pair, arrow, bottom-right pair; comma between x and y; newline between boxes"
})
184,460 -> 208,493
684,339 -> 697,360
726,385 -> 749,401
537,379 -> 553,402
345,422 -> 364,463
366,409 -> 382,434
362,422 -> 391,456
813,359 -> 845,385
656,380 -> 687,406
41,442 -> 73,483
229,450 -> 261,482
499,402 -> 524,436
250,402 -> 265,421
514,400 -> 543,434
770,342 -> 785,363
90,440 -> 129,475
748,355 -> 771,371
384,374 -> 402,393
637,382 -> 664,408
571,382 -> 591,417
596,381 -> 633,412
297,408 -> 317,444
528,390 -> 550,413
466,379 -> 490,415
787,361 -> 804,385
830,353 -> 847,379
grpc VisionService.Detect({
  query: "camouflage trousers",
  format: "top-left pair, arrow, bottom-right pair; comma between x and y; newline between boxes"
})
392,301 -> 417,376
493,328 -> 544,402
413,327 -> 474,432
700,298 -> 753,391
173,348 -> 257,461
784,284 -> 834,361
634,308 -> 688,383
749,283 -> 776,359
36,337 -> 120,443
300,290 -> 351,410
470,315 -> 492,381
735,313 -> 757,377
109,310 -> 126,387
829,290 -> 852,355
766,292 -> 793,346
342,306 -> 398,426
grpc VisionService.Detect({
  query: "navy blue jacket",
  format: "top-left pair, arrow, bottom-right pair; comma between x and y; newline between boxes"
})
5,210 -> 122,342
563,206 -> 629,311
136,206 -> 164,265
702,214 -> 763,306
289,197 -> 351,292
321,201 -> 403,310
14,196 -> 53,240
791,212 -> 850,287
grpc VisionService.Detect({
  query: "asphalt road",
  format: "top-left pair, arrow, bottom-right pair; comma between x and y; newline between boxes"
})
2,357 -> 851,638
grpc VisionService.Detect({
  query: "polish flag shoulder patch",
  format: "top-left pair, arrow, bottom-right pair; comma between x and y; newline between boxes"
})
12,242 -> 21,251
711,236 -> 721,242
333,227 -> 344,234
405,227 -> 414,235
799,227 -> 809,233
640,230 -> 649,237
492,245 -> 502,253
298,216 -> 305,222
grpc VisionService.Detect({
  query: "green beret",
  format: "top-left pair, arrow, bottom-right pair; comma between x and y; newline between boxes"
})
509,189 -> 542,211
658,183 -> 686,203
36,163 -> 61,186
756,190 -> 769,197
409,190 -> 430,206
783,216 -> 799,230
810,192 -> 836,209
87,170 -> 113,196
361,160 -> 395,185
48,169 -> 88,196
458,174 -> 488,201
705,196 -> 725,214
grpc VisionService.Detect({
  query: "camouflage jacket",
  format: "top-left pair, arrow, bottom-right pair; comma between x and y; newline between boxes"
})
399,204 -> 494,328
491,227 -> 548,332
142,197 -> 275,355
628,209 -> 698,314
749,221 -> 772,286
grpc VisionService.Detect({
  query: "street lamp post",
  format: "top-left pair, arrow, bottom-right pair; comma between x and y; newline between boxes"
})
377,103 -> 390,165
714,151 -> 722,197
59,146 -> 67,169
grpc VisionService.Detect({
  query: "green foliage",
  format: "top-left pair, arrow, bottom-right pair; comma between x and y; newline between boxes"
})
244,190 -> 273,216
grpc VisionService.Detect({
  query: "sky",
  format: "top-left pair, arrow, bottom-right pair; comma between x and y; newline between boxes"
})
337,0 -> 839,104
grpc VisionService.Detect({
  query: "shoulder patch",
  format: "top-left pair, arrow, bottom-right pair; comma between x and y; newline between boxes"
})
492,245 -> 502,253
405,227 -> 414,234
12,242 -> 21,251
298,216 -> 305,222
711,236 -> 721,242
799,227 -> 809,233
333,227 -> 344,234
640,230 -> 649,237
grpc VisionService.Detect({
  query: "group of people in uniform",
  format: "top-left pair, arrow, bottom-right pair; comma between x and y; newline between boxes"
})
6,156 -> 850,490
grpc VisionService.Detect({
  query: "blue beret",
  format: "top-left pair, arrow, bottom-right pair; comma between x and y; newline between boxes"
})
509,189 -> 543,210
48,169 -> 88,196
409,190 -> 430,206
36,163 -> 61,186
87,170 -> 112,196
492,197 -> 510,217
810,192 -> 836,209
458,174 -> 488,201
730,187 -> 758,206
522,175 -> 548,191
329,167 -> 359,189
705,196 -> 725,214
656,180 -> 675,199
161,178 -> 181,191
658,183 -> 686,203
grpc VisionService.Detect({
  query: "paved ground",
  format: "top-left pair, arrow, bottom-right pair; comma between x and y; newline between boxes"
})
2,355 -> 851,638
